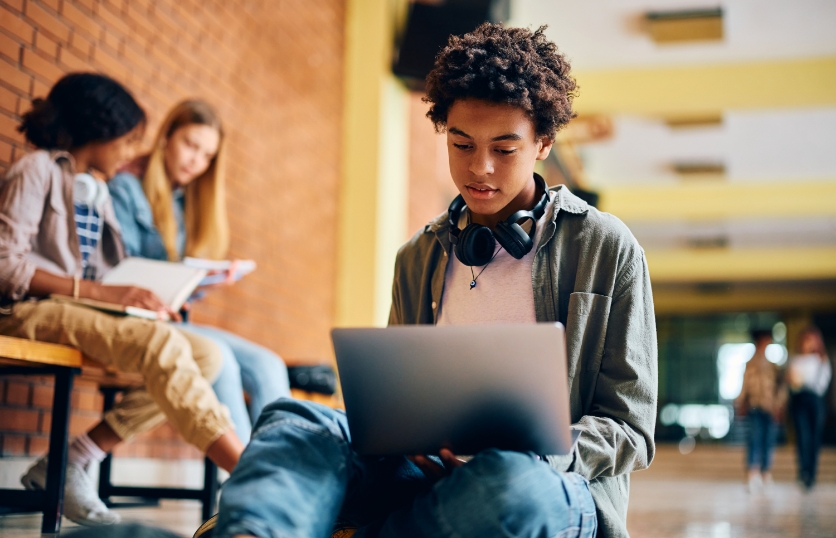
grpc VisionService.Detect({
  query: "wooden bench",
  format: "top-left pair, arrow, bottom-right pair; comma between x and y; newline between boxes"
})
0,336 -> 218,532
1,334 -> 343,533
0,336 -> 84,533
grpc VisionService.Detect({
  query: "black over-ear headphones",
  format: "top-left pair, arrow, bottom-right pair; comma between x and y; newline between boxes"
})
448,174 -> 550,266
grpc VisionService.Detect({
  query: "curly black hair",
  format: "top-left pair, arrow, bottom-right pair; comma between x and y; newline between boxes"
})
18,72 -> 145,150
424,23 -> 577,140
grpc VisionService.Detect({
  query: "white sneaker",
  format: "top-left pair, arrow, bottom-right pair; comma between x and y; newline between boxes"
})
747,472 -> 762,494
21,458 -> 121,526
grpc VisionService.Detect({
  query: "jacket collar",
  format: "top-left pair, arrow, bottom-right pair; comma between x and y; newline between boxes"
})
48,149 -> 76,172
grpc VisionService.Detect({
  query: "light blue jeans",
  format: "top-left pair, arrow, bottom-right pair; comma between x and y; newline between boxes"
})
217,399 -> 597,538
175,323 -> 291,442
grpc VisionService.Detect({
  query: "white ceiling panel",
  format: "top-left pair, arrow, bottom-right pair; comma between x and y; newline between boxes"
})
581,107 -> 836,185
625,216 -> 836,250
511,0 -> 836,70
726,108 -> 836,181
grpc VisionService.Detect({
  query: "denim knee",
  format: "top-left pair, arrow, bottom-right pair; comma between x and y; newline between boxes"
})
251,398 -> 350,443
434,449 -> 596,536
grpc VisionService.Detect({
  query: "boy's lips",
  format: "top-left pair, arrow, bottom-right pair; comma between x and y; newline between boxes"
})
466,184 -> 498,200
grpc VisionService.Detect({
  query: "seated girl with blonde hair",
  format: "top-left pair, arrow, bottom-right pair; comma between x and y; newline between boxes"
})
108,100 -> 291,443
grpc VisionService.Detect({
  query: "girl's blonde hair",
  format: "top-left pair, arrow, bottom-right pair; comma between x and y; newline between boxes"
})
143,100 -> 229,261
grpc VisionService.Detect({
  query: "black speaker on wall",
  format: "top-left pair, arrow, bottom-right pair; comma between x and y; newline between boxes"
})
393,0 -> 510,87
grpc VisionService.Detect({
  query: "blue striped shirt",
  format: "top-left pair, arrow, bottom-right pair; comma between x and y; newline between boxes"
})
74,202 -> 103,280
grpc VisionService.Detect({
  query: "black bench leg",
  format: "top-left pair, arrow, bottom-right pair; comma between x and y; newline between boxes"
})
97,388 -> 117,503
42,368 -> 75,534
201,458 -> 218,521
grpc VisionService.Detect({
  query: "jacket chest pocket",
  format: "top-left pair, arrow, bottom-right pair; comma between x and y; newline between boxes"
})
565,292 -> 612,383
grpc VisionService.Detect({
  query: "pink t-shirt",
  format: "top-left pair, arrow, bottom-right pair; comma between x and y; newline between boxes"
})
438,192 -> 555,326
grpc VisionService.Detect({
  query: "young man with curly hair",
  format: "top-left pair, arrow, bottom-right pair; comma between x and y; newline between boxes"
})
215,23 -> 656,538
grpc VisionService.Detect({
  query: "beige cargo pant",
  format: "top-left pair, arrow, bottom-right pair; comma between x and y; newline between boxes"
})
0,299 -> 233,452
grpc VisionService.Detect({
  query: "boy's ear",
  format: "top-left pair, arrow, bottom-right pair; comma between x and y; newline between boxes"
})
535,136 -> 554,161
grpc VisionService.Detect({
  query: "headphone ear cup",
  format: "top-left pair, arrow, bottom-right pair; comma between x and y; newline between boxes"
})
455,224 -> 496,266
494,221 -> 533,260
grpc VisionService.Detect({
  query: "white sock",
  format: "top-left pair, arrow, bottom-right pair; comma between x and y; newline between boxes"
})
66,434 -> 107,468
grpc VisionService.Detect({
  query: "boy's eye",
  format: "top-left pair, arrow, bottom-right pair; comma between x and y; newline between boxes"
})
453,143 -> 472,150
496,149 -> 516,155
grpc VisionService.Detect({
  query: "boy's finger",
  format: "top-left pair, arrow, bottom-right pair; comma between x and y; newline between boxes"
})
409,455 -> 445,478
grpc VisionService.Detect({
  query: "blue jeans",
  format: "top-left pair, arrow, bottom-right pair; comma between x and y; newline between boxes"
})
746,408 -> 776,471
790,390 -> 827,487
176,323 -> 291,442
217,399 -> 597,538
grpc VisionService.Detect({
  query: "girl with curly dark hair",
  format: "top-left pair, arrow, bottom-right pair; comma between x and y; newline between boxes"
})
213,23 -> 655,538
0,73 -> 245,527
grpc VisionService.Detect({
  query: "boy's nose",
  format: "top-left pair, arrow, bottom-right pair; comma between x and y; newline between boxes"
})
469,150 -> 494,176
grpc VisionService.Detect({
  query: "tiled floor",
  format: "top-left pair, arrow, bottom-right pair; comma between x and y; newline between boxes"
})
0,499 -> 203,536
627,478 -> 836,538
1,466 -> 835,536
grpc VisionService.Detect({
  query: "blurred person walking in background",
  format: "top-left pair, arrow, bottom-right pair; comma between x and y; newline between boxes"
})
735,329 -> 786,492
788,326 -> 832,490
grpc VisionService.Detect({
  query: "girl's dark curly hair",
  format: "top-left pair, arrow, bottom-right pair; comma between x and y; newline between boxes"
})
424,23 -> 576,140
18,72 -> 145,150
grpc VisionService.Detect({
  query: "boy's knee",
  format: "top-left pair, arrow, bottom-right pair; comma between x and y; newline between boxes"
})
253,398 -> 349,441
439,450 -> 590,534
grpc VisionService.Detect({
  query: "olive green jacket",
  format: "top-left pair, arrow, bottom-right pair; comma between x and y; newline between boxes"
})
389,184 -> 658,538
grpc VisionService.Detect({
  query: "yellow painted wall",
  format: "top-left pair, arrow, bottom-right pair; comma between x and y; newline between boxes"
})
336,0 -> 409,327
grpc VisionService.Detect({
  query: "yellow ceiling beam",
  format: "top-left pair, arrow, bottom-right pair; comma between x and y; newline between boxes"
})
646,247 -> 836,283
599,180 -> 836,222
573,56 -> 836,116
653,284 -> 836,315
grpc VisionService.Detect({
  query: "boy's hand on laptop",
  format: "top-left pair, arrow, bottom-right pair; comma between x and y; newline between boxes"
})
410,449 -> 465,480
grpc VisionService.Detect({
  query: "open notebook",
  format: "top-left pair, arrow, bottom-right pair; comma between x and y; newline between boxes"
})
52,258 -> 207,320
183,257 -> 256,286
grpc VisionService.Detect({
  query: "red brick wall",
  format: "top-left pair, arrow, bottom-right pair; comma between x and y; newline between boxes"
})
0,376 -> 111,458
0,0 -> 344,458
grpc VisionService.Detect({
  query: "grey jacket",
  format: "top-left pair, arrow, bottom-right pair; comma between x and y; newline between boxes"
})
389,185 -> 658,538
0,150 -> 124,301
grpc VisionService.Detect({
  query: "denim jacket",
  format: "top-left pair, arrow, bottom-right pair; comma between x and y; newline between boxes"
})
389,183 -> 658,538
107,171 -> 182,261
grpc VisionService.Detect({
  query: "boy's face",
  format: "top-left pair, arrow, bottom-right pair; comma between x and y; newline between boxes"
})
446,99 -> 553,225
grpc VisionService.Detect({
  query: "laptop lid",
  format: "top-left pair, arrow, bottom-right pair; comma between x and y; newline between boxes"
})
332,323 -> 572,456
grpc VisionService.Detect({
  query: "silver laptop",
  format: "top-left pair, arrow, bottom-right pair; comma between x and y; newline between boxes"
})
331,323 -> 572,456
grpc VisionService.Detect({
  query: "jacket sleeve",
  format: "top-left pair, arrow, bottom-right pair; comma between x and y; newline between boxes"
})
554,252 -> 658,480
107,174 -> 142,257
0,163 -> 50,300
387,247 -> 404,326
